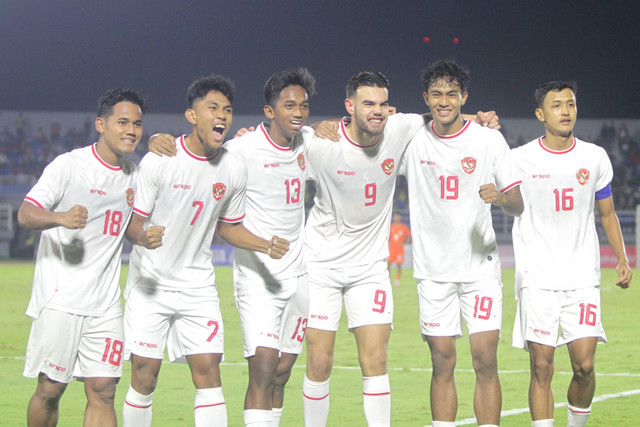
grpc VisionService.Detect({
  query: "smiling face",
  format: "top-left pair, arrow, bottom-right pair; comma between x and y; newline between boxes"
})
264,84 -> 309,146
186,90 -> 233,152
346,85 -> 389,140
95,100 -> 143,166
423,78 -> 468,135
536,88 -> 577,139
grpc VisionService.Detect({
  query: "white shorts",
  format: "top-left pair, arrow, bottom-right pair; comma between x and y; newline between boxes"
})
307,261 -> 393,332
512,286 -> 606,351
24,308 -> 124,383
417,277 -> 502,338
235,274 -> 309,358
124,285 -> 224,363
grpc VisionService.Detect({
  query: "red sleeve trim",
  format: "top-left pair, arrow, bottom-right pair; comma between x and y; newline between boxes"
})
218,214 -> 245,223
133,207 -> 150,217
500,181 -> 522,193
24,197 -> 44,209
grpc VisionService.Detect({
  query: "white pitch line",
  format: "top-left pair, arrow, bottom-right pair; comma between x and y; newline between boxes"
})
2,356 -> 639,379
423,388 -> 640,426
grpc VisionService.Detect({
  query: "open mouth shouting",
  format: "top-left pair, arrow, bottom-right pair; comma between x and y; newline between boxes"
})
213,124 -> 227,142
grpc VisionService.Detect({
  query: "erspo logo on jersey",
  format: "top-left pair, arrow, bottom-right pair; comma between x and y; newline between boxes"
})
461,157 -> 476,174
126,188 -> 134,207
212,183 -> 226,201
297,153 -> 306,171
381,158 -> 394,175
576,168 -> 590,185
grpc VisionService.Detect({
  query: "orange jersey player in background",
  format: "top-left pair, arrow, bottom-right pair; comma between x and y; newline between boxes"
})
388,212 -> 411,286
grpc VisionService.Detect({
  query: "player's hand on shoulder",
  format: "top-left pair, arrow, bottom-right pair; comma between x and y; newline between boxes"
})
615,260 -> 632,289
266,235 -> 290,259
140,225 -> 165,249
314,120 -> 340,142
148,133 -> 177,157
60,204 -> 88,229
475,110 -> 501,130
479,183 -> 506,206
233,127 -> 255,138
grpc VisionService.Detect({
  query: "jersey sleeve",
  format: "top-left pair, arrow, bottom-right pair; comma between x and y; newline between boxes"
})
132,152 -> 164,218
219,152 -> 247,223
24,154 -> 71,210
492,132 -> 520,192
594,146 -> 614,192
388,113 -> 426,139
306,134 -> 334,182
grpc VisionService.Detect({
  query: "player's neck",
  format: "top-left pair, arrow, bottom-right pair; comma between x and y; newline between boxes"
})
266,122 -> 294,148
542,131 -> 574,151
95,140 -> 123,167
433,116 -> 464,136
184,134 -> 206,157
344,122 -> 380,147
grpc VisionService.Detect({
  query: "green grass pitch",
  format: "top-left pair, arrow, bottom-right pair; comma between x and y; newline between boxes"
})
0,263 -> 638,426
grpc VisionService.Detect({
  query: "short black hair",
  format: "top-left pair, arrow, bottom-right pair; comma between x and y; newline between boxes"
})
264,67 -> 316,106
421,59 -> 470,93
534,80 -> 577,107
187,75 -> 236,108
346,71 -> 389,98
97,89 -> 148,118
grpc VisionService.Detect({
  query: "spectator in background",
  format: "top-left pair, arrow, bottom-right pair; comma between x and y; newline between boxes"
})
387,212 -> 411,286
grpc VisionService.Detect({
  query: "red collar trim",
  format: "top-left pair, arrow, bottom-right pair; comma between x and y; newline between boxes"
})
431,119 -> 471,139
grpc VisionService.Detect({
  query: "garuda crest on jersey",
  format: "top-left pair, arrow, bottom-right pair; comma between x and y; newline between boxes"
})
381,158 -> 394,175
212,183 -> 226,201
461,157 -> 476,174
297,153 -> 306,171
126,188 -> 135,207
576,168 -> 590,185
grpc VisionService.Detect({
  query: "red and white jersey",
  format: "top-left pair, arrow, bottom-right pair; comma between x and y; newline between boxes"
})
400,120 -> 520,282
126,135 -> 246,293
24,144 -> 137,318
224,123 -> 312,285
305,113 -> 424,266
511,137 -> 613,291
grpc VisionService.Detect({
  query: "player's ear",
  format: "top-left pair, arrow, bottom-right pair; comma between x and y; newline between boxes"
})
461,91 -> 469,105
185,108 -> 197,125
422,91 -> 429,105
264,104 -> 274,120
345,98 -> 354,115
95,117 -> 105,134
535,107 -> 545,123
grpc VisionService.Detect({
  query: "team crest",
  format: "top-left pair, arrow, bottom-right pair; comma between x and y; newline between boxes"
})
576,168 -> 590,185
461,157 -> 476,174
126,188 -> 134,207
212,183 -> 226,201
381,158 -> 394,175
297,153 -> 306,171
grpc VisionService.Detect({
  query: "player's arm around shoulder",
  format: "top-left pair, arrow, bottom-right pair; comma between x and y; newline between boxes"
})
148,133 -> 178,157
596,195 -> 632,289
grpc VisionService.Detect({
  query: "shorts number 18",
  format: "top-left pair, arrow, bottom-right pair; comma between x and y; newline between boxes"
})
102,338 -> 123,366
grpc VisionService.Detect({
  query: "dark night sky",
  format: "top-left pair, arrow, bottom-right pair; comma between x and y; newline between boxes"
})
2,1 -> 639,119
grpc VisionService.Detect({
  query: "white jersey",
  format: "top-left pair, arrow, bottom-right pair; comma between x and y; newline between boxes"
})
305,113 -> 424,266
224,123 -> 312,285
24,144 -> 136,318
511,137 -> 613,291
125,135 -> 246,293
400,120 -> 520,282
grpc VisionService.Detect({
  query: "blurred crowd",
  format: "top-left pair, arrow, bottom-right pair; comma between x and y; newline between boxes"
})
2,115 -> 639,212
